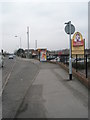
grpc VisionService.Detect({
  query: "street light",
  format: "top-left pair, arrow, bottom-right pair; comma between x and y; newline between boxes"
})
15,35 -> 22,49
27,26 -> 30,58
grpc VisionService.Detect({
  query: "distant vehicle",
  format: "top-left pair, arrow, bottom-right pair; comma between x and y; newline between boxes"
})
50,57 -> 60,62
77,58 -> 90,63
9,55 -> 14,59
0,55 -> 4,67
67,57 -> 90,63
47,56 -> 56,60
50,58 -> 57,62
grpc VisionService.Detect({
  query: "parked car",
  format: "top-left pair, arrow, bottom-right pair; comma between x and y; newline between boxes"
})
47,56 -> 56,60
50,58 -> 57,62
69,58 -> 90,65
0,55 -> 4,67
50,57 -> 60,62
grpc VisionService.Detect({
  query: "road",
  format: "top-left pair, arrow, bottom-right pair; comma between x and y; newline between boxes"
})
2,56 -> 16,89
2,56 -> 40,118
1,57 -> 88,119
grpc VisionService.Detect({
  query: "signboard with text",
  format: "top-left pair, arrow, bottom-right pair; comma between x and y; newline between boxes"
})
71,32 -> 85,56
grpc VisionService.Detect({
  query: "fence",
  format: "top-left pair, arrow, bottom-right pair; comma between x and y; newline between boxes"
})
59,54 -> 90,79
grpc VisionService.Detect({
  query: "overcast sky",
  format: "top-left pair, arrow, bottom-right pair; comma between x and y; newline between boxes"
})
0,0 -> 89,53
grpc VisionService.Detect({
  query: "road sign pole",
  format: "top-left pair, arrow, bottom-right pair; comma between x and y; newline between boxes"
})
65,21 -> 75,80
69,21 -> 72,80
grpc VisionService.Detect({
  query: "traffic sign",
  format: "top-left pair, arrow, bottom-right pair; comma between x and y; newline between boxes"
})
65,24 -> 75,34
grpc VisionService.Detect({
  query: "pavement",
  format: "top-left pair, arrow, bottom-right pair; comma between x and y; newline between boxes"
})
0,68 -> 2,119
16,62 -> 88,118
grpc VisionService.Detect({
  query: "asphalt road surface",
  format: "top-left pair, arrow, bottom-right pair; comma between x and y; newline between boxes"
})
2,56 -> 16,89
2,57 -> 88,119
2,56 -> 39,118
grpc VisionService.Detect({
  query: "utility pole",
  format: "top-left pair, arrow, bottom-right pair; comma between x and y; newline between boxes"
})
20,37 -> 21,48
27,26 -> 29,58
35,40 -> 37,50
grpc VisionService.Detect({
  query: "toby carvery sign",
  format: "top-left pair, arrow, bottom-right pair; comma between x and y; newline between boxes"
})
71,32 -> 85,56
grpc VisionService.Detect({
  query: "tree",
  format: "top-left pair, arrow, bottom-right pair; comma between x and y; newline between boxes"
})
15,48 -> 25,57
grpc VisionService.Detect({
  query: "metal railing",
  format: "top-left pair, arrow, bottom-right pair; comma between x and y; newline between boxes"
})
59,54 -> 90,79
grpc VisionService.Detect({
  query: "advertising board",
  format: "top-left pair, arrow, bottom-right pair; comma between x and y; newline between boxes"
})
40,49 -> 47,62
71,32 -> 85,56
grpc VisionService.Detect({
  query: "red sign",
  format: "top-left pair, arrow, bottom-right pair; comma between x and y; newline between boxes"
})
73,40 -> 84,47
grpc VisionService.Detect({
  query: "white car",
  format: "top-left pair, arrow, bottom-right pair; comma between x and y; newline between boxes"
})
9,55 -> 14,59
0,55 -> 4,67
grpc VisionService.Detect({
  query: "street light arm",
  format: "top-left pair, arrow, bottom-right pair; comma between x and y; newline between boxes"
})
15,35 -> 18,37
14,35 -> 22,48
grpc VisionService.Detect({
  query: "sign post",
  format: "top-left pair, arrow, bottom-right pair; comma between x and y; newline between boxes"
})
65,21 -> 75,80
69,21 -> 72,80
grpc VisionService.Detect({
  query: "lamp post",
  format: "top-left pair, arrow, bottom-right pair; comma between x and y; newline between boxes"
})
35,40 -> 37,50
27,26 -> 30,58
15,35 -> 22,49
